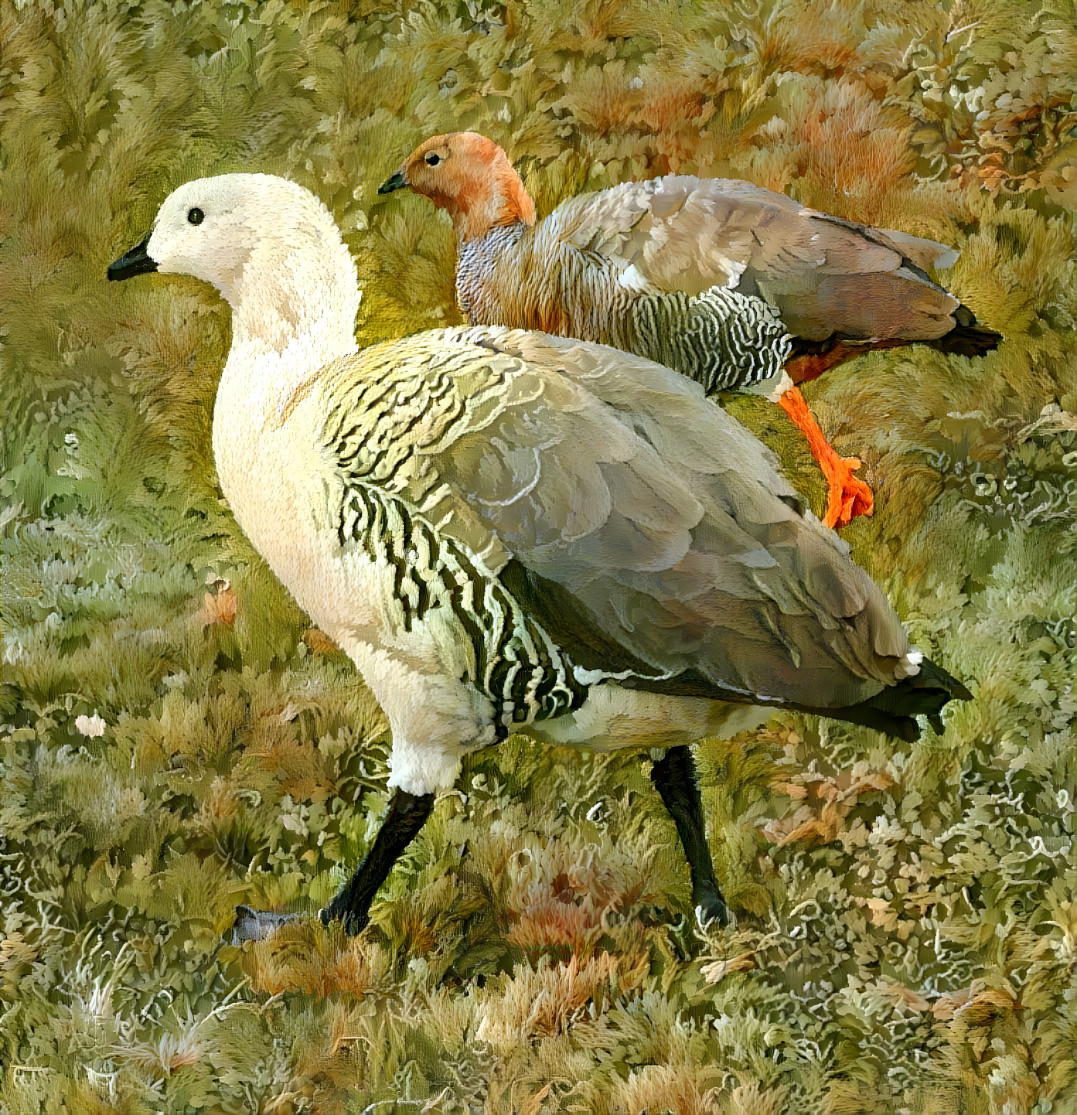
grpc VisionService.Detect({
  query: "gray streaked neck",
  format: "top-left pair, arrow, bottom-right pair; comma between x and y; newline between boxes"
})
456,221 -> 528,320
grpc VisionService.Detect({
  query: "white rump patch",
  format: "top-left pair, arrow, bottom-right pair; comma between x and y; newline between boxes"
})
898,646 -> 924,678
722,258 -> 748,288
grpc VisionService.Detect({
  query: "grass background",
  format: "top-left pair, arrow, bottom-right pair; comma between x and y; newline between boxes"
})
1,0 -> 1076,1111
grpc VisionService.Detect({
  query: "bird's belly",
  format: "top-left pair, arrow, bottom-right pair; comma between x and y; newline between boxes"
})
221,450 -> 420,650
521,684 -> 773,752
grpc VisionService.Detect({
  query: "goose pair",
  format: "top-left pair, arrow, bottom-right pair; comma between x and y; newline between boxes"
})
381,133 -> 1000,528
109,173 -> 971,937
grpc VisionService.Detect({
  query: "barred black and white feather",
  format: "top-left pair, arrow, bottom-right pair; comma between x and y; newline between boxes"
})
609,287 -> 792,395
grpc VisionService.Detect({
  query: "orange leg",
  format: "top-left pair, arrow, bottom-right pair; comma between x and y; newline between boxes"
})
786,339 -> 909,386
777,387 -> 874,529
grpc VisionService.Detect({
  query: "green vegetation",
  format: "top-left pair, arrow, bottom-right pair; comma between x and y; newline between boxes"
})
1,1 -> 1075,1111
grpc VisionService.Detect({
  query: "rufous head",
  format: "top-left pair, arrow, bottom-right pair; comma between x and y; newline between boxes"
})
379,132 -> 536,242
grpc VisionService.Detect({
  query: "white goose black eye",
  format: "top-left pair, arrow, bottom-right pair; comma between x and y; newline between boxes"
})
187,207 -> 205,225
425,153 -> 441,166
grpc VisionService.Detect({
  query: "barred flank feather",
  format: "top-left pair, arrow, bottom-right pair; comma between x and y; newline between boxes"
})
321,356 -> 587,733
336,479 -> 586,731
306,320 -> 934,722
457,225 -> 791,396
610,287 -> 792,395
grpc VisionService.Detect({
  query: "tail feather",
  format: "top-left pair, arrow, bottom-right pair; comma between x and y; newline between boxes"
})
931,306 -> 1002,357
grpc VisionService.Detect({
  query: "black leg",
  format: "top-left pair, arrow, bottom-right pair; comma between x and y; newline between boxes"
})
321,788 -> 435,935
650,746 -> 730,928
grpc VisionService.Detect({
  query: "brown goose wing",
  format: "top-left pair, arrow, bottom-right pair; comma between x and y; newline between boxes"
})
551,176 -> 961,341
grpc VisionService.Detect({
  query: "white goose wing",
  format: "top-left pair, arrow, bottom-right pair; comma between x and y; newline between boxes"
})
314,327 -> 910,710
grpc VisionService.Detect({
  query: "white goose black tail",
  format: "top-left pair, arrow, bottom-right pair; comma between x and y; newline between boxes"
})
827,657 -> 973,741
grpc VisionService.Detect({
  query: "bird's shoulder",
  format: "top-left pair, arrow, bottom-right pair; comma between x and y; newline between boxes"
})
538,175 -> 805,295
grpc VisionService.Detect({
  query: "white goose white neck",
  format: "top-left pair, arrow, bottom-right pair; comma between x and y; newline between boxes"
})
218,219 -> 361,424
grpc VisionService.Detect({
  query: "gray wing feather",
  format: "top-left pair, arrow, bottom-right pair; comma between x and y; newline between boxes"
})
553,176 -> 961,341
419,326 -> 911,708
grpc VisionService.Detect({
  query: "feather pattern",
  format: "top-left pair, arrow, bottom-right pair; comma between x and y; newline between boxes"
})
311,326 -> 914,715
456,220 -> 792,395
318,344 -> 589,734
548,176 -> 962,342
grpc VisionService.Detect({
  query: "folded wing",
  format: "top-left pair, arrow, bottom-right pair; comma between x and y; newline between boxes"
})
551,176 -> 961,341
356,326 -> 915,710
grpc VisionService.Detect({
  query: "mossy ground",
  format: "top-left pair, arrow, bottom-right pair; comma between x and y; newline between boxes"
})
1,1 -> 1076,1112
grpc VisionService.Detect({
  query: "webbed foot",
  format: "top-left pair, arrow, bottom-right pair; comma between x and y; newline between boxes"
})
822,454 -> 874,529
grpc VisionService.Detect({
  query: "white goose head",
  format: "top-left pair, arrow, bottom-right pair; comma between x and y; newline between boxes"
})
109,173 -> 360,363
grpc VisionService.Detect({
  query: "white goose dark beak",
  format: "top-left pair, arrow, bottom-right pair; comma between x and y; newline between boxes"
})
108,233 -> 157,281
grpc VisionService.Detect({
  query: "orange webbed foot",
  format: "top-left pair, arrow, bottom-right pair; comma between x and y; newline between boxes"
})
822,455 -> 874,529
776,386 -> 875,531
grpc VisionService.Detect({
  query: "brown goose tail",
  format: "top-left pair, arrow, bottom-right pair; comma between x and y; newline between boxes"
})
929,306 -> 1002,357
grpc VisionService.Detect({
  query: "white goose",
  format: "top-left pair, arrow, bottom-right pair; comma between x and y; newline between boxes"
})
108,174 -> 971,936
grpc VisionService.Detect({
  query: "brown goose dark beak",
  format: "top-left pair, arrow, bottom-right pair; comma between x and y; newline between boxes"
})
377,169 -> 408,195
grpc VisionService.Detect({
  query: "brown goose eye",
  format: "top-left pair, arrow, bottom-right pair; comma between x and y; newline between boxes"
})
187,207 -> 205,225
425,153 -> 440,167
